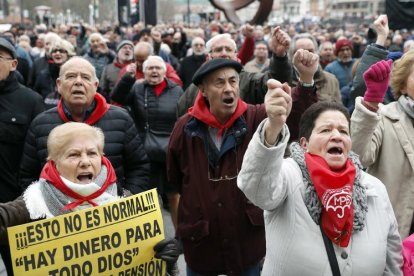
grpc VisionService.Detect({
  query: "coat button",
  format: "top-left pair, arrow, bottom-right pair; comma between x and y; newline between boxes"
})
11,117 -> 16,122
190,236 -> 195,241
341,251 -> 348,259
217,202 -> 222,207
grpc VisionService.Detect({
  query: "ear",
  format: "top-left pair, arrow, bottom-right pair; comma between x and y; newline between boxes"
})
199,85 -> 206,97
9,59 -> 18,71
56,78 -> 63,96
299,137 -> 308,150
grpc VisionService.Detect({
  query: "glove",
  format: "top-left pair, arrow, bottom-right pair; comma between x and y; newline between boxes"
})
363,59 -> 392,103
153,238 -> 182,271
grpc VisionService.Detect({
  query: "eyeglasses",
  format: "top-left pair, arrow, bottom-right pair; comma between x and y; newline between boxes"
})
207,146 -> 239,182
211,46 -> 235,54
0,55 -> 13,61
51,49 -> 68,54
338,48 -> 351,53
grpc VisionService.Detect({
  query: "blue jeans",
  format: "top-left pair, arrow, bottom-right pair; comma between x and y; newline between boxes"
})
186,263 -> 261,276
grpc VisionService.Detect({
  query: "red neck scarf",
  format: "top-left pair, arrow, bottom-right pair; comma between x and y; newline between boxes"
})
57,93 -> 110,125
114,59 -> 132,69
305,153 -> 356,247
188,92 -> 247,136
40,157 -> 117,211
153,80 -> 167,97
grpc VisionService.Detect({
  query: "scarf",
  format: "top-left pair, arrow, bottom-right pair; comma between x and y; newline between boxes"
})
398,95 -> 414,119
113,59 -> 132,69
305,153 -> 356,247
57,93 -> 110,125
188,92 -> 247,136
153,80 -> 167,97
290,142 -> 368,247
39,156 -> 117,211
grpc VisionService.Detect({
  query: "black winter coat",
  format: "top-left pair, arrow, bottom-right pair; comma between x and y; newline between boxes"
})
0,72 -> 44,202
19,102 -> 150,195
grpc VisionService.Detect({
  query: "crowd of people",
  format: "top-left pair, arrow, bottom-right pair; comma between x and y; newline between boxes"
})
0,11 -> 413,275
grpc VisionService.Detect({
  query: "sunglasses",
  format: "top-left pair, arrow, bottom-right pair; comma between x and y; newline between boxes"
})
51,49 -> 68,54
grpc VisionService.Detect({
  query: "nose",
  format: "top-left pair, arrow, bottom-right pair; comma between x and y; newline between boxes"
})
223,81 -> 233,91
79,153 -> 91,167
330,129 -> 342,140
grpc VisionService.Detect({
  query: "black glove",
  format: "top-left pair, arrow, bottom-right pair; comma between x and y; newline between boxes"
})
153,238 -> 182,266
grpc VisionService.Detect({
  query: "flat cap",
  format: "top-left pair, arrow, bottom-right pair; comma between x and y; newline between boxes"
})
192,58 -> 242,85
0,37 -> 16,59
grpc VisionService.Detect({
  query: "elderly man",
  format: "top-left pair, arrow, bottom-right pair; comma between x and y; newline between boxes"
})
0,37 -> 44,276
244,41 -> 270,73
176,26 -> 292,117
318,41 -> 335,69
19,57 -> 150,196
167,50 -> 319,275
112,42 -> 182,103
325,38 -> 356,89
83,32 -> 116,80
100,40 -> 134,100
178,37 -> 207,90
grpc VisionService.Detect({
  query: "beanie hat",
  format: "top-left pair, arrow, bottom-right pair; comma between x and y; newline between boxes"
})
334,39 -> 353,56
116,40 -> 134,52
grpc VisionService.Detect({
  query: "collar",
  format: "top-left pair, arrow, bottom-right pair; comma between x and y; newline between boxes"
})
58,93 -> 110,124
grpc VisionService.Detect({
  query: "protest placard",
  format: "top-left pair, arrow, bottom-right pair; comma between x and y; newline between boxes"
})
8,188 -> 166,276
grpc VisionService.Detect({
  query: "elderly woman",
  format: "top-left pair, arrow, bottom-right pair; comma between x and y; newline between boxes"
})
237,84 -> 402,275
351,51 -> 414,239
0,122 -> 180,273
111,55 -> 183,210
33,38 -> 76,109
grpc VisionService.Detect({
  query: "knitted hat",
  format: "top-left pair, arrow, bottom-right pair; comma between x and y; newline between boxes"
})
335,39 -> 353,56
116,40 -> 134,52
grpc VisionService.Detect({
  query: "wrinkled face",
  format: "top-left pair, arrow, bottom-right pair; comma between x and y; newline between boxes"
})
55,137 -> 102,184
192,38 -> 206,55
402,63 -> 414,99
337,46 -> 352,62
320,43 -> 334,60
144,59 -> 166,85
254,43 -> 268,59
90,35 -> 103,52
0,48 -> 17,81
300,110 -> 351,171
57,59 -> 98,110
51,48 -> 69,65
209,39 -> 237,60
117,44 -> 133,63
199,67 -> 240,124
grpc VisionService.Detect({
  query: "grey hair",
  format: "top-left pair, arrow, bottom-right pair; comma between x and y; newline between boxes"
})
288,33 -> 319,60
206,33 -> 237,53
88,32 -> 105,44
142,55 -> 166,72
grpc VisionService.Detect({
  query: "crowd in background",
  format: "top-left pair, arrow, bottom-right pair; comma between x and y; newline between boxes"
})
0,13 -> 414,275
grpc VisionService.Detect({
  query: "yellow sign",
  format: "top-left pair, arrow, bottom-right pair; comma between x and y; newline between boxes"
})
8,188 -> 166,275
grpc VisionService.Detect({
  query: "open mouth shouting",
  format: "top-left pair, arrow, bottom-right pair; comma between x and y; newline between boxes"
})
222,96 -> 235,107
77,172 -> 94,184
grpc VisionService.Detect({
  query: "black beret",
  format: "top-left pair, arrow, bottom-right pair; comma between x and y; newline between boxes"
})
192,58 -> 243,86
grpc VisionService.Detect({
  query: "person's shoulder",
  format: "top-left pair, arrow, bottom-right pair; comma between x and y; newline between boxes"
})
17,85 -> 43,101
361,171 -> 388,196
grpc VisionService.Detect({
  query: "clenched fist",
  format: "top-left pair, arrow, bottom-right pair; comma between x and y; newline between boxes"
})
271,26 -> 291,57
264,79 -> 292,144
292,49 -> 319,83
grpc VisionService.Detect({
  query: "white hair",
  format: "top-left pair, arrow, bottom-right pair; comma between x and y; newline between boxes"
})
205,33 -> 236,53
142,55 -> 166,72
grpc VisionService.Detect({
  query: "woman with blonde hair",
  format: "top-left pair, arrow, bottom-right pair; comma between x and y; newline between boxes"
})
33,38 -> 76,109
351,49 -> 414,239
0,122 -> 180,273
